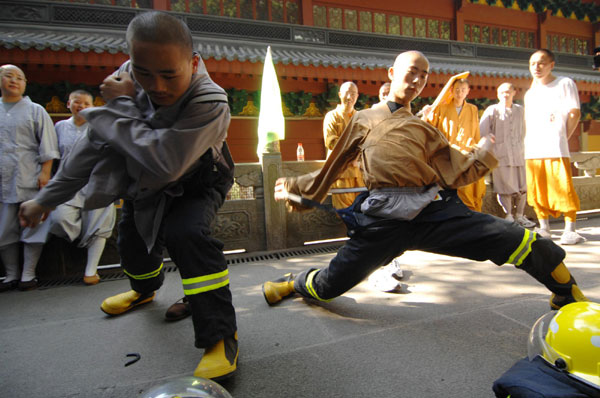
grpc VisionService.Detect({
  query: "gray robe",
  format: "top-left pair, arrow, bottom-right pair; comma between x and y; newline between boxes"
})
0,96 -> 59,203
35,59 -> 231,251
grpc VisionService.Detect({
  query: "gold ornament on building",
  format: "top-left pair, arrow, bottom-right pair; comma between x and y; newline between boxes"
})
282,101 -> 294,117
239,100 -> 259,116
45,96 -> 68,113
303,102 -> 322,117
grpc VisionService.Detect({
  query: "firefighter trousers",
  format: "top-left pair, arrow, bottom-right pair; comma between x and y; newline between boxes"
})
295,190 -> 569,302
117,188 -> 236,348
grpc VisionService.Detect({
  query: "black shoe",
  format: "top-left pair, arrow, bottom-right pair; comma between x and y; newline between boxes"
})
0,280 -> 18,292
165,297 -> 191,321
18,279 -> 38,291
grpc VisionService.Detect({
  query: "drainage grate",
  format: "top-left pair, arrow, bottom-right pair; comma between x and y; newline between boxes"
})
36,243 -> 343,289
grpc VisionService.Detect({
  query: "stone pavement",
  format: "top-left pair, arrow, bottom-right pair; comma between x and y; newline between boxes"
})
1,216 -> 599,398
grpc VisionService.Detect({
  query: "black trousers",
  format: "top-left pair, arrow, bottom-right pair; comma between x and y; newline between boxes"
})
295,191 -> 567,301
118,162 -> 236,348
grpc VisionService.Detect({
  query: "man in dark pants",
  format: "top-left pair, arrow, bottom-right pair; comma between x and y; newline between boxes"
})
263,50 -> 588,311
19,11 -> 238,380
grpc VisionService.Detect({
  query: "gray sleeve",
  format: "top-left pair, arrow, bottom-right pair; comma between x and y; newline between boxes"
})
34,106 -> 60,162
35,133 -> 104,208
85,98 -> 230,184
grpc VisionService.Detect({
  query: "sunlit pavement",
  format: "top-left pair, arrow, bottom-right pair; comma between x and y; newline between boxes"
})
1,215 -> 599,398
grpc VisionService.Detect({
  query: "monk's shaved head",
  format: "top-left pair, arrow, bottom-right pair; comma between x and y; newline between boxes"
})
340,81 -> 357,92
126,11 -> 194,56
392,51 -> 430,71
497,82 -> 515,93
0,64 -> 27,101
338,81 -> 359,111
0,64 -> 25,78
388,51 -> 430,109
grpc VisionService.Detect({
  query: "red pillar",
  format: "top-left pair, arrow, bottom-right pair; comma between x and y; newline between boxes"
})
300,0 -> 313,26
454,0 -> 464,42
153,0 -> 169,10
538,10 -> 550,49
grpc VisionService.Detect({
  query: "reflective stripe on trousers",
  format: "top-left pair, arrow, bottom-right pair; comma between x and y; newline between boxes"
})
507,229 -> 537,267
123,262 -> 163,280
304,269 -> 333,302
182,269 -> 229,295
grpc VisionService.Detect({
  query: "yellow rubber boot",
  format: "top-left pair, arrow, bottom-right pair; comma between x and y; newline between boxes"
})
100,290 -> 156,315
262,273 -> 295,305
194,332 -> 238,380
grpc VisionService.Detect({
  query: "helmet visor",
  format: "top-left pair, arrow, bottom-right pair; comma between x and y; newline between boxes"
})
527,311 -> 560,364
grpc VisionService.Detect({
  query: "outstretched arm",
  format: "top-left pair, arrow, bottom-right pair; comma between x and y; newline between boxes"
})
34,132 -> 108,209
432,131 -> 497,189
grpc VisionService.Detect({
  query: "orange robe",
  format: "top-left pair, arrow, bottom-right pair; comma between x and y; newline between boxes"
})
323,105 -> 364,209
428,102 -> 486,211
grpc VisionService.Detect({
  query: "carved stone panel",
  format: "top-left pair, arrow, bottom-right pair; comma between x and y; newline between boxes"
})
215,199 -> 266,252
293,27 -> 327,45
212,210 -> 250,241
450,43 -> 475,57
574,177 -> 600,211
0,3 -> 48,21
286,202 -> 346,247
299,208 -> 343,231
235,168 -> 262,188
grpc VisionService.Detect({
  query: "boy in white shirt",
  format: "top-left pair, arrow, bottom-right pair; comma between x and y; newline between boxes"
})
524,49 -> 583,245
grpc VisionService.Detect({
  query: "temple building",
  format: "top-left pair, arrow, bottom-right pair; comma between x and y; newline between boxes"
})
2,0 -> 600,161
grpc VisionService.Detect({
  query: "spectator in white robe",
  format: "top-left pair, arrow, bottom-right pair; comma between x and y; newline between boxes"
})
480,82 -> 535,228
0,64 -> 59,291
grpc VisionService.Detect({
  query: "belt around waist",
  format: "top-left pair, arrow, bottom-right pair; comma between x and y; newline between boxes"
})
369,185 -> 437,194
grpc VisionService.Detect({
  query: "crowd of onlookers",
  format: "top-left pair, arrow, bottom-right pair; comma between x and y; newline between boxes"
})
0,65 -> 115,292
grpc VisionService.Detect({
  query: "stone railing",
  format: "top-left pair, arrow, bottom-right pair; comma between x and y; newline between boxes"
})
216,153 -> 345,253
219,150 -> 600,254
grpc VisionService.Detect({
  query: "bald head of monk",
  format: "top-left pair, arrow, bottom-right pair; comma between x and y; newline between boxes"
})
387,51 -> 430,111
0,64 -> 27,102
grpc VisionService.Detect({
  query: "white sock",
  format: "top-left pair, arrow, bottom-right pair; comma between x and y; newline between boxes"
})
497,194 -> 513,217
84,237 -> 106,277
515,193 -> 527,218
539,218 -> 550,231
564,219 -> 576,233
0,243 -> 20,282
21,243 -> 43,282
